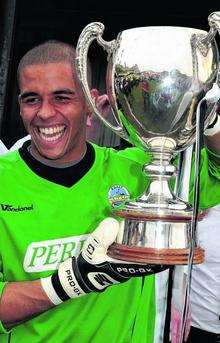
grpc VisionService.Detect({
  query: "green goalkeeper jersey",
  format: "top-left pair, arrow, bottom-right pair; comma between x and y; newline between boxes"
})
0,142 -> 219,343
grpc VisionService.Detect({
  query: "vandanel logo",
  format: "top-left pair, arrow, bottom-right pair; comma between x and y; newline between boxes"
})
1,204 -> 34,212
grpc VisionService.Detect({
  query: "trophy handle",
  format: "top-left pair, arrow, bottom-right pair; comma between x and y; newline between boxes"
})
208,11 -> 220,34
75,22 -> 127,139
197,12 -> 220,56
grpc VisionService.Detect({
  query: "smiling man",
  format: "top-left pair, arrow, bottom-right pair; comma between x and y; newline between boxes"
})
0,41 -> 162,343
0,40 -> 219,343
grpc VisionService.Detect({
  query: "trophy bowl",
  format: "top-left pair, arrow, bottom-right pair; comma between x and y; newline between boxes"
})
76,13 -> 220,264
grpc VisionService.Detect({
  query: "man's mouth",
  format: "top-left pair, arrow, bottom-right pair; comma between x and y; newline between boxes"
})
37,125 -> 66,142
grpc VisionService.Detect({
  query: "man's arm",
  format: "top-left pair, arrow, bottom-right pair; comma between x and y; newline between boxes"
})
0,280 -> 54,330
0,218 -> 166,331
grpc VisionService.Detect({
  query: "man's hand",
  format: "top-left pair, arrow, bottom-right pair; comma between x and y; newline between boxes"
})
95,94 -> 111,118
41,218 -> 166,305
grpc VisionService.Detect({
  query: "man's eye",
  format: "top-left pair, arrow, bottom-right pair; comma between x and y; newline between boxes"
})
54,96 -> 71,103
22,97 -> 40,105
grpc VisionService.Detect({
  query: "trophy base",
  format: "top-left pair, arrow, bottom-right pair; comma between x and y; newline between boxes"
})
107,243 -> 204,265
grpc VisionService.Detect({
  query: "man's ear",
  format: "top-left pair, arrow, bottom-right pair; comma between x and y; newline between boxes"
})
18,95 -> 23,118
18,94 -> 22,107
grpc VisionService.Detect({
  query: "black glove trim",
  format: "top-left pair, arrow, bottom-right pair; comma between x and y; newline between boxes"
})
51,272 -> 70,302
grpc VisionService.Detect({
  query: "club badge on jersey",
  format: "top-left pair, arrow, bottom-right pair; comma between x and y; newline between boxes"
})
108,185 -> 130,208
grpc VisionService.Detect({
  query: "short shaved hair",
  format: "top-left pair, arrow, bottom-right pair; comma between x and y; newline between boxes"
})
17,40 -> 91,88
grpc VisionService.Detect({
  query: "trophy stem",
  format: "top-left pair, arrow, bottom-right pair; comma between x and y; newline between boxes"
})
121,149 -> 192,220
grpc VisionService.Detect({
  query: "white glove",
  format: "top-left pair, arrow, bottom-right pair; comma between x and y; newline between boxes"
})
41,218 -> 166,305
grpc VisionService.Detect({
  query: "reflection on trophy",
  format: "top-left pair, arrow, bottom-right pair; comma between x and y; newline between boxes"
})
76,13 -> 220,265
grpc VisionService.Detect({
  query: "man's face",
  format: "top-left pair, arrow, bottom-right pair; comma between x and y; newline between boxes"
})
19,62 -> 88,163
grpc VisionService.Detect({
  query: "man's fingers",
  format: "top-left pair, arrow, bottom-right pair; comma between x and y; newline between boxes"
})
96,95 -> 111,117
92,217 -> 120,248
81,218 -> 120,264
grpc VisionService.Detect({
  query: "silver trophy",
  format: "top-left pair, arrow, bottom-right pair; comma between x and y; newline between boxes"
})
76,13 -> 220,265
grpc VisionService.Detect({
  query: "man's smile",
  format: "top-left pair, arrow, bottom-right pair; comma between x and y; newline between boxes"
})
34,125 -> 67,143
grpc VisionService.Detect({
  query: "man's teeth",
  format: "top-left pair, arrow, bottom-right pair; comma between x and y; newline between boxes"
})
38,126 -> 65,141
39,126 -> 65,134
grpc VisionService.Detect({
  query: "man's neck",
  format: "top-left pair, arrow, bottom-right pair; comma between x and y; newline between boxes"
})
19,140 -> 95,187
29,144 -> 87,168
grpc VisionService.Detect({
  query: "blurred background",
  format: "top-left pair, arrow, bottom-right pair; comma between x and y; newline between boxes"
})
0,0 -> 219,147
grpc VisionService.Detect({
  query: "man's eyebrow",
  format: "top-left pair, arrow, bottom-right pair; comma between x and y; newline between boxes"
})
18,89 -> 75,100
18,92 -> 38,100
53,89 -> 75,95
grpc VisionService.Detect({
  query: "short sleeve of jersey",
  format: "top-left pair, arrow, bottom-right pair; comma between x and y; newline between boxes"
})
189,148 -> 220,209
206,147 -> 220,178
115,146 -> 152,165
0,144 -> 11,334
0,258 -> 10,334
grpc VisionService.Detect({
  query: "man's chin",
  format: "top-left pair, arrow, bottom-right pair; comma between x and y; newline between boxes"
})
31,144 -> 65,162
30,133 -> 69,161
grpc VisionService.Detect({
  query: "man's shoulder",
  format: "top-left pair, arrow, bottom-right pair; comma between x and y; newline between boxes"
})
92,143 -> 151,166
114,146 -> 151,165
10,135 -> 30,151
0,150 -> 22,175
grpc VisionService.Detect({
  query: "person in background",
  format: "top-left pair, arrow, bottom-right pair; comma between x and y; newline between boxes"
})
187,204 -> 220,343
186,107 -> 220,342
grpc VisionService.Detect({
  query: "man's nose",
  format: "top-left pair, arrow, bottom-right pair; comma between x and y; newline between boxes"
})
37,100 -> 56,119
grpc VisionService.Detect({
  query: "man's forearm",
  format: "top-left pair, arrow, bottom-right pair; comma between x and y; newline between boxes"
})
0,280 -> 54,330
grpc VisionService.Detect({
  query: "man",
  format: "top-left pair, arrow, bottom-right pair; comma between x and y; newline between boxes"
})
0,40 -> 163,343
0,40 -> 219,343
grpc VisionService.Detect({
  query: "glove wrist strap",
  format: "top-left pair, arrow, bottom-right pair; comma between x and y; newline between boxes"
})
40,258 -> 87,305
41,276 -> 63,306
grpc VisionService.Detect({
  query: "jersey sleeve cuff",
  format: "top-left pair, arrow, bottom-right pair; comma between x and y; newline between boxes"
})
0,282 -> 11,334
206,147 -> 220,165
